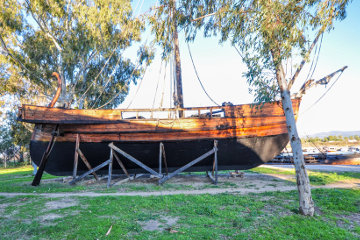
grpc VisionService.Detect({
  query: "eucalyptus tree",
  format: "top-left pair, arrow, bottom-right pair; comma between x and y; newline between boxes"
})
0,0 -> 153,109
157,0 -> 350,216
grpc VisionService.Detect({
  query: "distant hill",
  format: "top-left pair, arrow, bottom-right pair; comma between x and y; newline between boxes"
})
307,130 -> 360,138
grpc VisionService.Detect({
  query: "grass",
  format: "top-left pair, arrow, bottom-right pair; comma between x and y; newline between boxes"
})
0,189 -> 359,239
0,165 -> 359,193
0,165 -> 35,175
249,167 -> 360,185
0,165 -> 359,239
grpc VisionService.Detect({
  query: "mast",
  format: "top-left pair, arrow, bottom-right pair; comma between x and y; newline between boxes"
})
171,0 -> 184,117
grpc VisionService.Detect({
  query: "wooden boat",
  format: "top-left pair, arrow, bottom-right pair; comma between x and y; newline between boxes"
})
324,153 -> 360,165
16,12 -> 302,179
18,98 -> 300,176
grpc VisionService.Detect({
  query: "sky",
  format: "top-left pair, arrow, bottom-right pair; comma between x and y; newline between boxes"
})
119,0 -> 360,136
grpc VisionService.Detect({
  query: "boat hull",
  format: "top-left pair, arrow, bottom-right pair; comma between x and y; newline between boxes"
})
324,153 -> 360,165
30,133 -> 289,176
20,99 -> 301,176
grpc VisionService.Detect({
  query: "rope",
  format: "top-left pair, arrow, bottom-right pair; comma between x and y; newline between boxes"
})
304,134 -> 326,156
159,61 -> 168,108
305,33 -> 323,83
126,65 -> 148,109
301,70 -> 344,114
77,44 -> 118,106
136,0 -> 145,17
186,42 -> 220,106
96,64 -> 149,109
95,38 -> 154,109
90,52 -> 124,108
152,61 -> 164,108
233,45 -> 244,58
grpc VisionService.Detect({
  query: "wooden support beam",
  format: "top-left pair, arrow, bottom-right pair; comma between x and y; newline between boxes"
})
159,143 -> 168,175
72,134 -> 80,178
159,147 -> 216,184
108,142 -> 159,176
214,140 -> 218,184
113,152 -> 130,178
31,125 -> 58,186
69,159 -> 111,185
107,150 -> 113,188
77,148 -> 99,181
159,143 -> 162,175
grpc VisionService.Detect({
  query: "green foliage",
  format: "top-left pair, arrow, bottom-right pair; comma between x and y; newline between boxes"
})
170,0 -> 351,101
148,0 -> 178,59
0,166 -> 359,238
0,110 -> 31,166
304,135 -> 359,143
1,0 -> 154,109
249,167 -> 360,186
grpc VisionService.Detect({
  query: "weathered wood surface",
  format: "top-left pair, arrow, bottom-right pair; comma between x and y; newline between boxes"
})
77,148 -> 99,181
113,152 -> 130,177
23,99 -> 300,143
18,99 -> 300,124
72,133 -> 80,178
32,123 -> 288,142
31,125 -> 59,186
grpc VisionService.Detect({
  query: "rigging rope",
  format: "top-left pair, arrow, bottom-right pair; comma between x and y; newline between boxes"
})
305,33 -> 323,83
96,64 -> 149,109
124,64 -> 149,109
233,45 -> 244,58
77,43 -> 120,107
159,61 -> 168,108
152,61 -> 164,108
95,38 -> 155,109
186,42 -> 220,106
90,51 -> 124,108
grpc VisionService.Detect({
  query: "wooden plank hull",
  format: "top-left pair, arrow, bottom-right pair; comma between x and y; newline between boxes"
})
30,134 -> 289,176
20,99 -> 301,176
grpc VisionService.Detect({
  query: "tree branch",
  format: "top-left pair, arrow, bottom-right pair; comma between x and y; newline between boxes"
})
288,29 -> 323,90
191,12 -> 217,21
25,0 -> 63,52
1,35 -> 30,74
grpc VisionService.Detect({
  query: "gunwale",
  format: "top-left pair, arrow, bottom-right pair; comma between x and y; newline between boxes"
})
21,98 -> 301,143
18,98 -> 300,124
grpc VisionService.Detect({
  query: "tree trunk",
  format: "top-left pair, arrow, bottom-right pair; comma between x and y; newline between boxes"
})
57,66 -> 67,107
276,64 -> 315,216
19,144 -> 24,163
172,0 -> 184,118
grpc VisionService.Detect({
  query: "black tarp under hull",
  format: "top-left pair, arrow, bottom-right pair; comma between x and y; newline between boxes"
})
30,133 -> 289,176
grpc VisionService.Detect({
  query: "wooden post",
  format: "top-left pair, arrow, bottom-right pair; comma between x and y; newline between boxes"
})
70,159 -> 111,185
77,148 -> 99,181
107,149 -> 113,188
32,125 -> 58,186
113,152 -> 130,178
160,143 -> 168,175
159,142 -> 163,175
214,140 -> 218,184
73,134 -> 80,178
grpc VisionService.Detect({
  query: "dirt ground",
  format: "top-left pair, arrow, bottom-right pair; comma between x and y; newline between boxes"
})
263,164 -> 360,172
0,172 -> 359,198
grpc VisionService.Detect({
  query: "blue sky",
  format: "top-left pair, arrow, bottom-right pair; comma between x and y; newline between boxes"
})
120,0 -> 360,135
